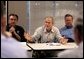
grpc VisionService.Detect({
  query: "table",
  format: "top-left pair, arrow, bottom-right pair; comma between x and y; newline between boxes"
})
21,42 -> 78,58
26,43 -> 78,58
26,43 -> 78,51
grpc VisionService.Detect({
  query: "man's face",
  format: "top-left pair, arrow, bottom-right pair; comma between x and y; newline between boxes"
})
9,16 -> 18,26
65,16 -> 73,26
44,18 -> 53,30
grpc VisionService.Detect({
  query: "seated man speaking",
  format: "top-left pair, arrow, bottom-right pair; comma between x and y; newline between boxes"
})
24,16 -> 68,57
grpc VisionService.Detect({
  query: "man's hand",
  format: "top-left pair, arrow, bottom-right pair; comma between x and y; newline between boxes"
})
9,27 -> 21,40
5,31 -> 12,37
9,27 -> 15,33
24,32 -> 33,42
59,37 -> 68,45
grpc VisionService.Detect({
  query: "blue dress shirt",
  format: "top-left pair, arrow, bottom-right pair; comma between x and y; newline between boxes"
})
60,26 -> 74,42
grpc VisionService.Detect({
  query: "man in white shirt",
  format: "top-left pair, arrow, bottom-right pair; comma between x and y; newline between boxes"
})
1,1 -> 32,58
24,16 -> 68,57
57,17 -> 83,58
24,16 -> 67,44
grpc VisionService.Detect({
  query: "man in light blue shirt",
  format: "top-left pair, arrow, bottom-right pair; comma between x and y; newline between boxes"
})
60,14 -> 74,42
1,34 -> 32,58
58,18 -> 83,58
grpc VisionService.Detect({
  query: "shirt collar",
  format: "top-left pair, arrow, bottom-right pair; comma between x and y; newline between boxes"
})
43,26 -> 54,33
65,25 -> 73,29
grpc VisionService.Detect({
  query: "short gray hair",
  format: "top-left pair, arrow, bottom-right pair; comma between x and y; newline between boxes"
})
44,16 -> 54,24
